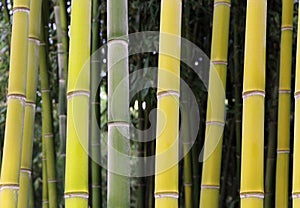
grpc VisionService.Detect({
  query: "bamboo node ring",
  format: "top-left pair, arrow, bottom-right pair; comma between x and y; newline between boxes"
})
7,94 -> 26,102
28,37 -> 40,45
295,92 -> 300,100
108,121 -> 130,128
214,2 -> 231,7
20,168 -> 32,174
292,193 -> 300,199
281,26 -> 293,31
211,60 -> 228,65
64,192 -> 89,199
154,192 -> 179,199
277,149 -> 290,154
206,121 -> 225,127
201,185 -> 220,190
44,133 -> 54,138
240,192 -> 264,199
242,90 -> 265,99
0,184 -> 19,191
67,90 -> 90,100
279,89 -> 291,94
157,90 -> 180,99
13,7 -> 30,15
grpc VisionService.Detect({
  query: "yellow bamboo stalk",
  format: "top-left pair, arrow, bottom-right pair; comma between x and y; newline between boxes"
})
199,0 -> 230,207
275,0 -> 293,207
64,1 -> 91,207
0,0 -> 30,207
292,4 -> 300,207
240,0 -> 267,207
18,0 -> 42,207
154,0 -> 182,207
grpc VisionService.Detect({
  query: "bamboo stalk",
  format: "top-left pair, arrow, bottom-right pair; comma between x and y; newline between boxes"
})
18,0 -> 42,207
90,0 -> 101,206
0,0 -> 30,206
154,0 -> 182,207
199,0 -> 231,207
107,0 -> 130,206
40,19 -> 58,208
292,3 -> 300,207
64,1 -> 91,207
54,3 -> 66,183
42,136 -> 49,208
275,0 -> 293,207
181,95 -> 192,208
240,0 -> 267,207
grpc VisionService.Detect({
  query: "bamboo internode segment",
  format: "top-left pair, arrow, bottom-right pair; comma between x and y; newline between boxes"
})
199,0 -> 230,207
19,1 -> 42,202
40,20 -> 58,208
0,0 -> 30,207
64,1 -> 91,208
276,4 -> 293,207
293,1 -> 300,207
154,0 -> 181,208
240,0 -> 266,207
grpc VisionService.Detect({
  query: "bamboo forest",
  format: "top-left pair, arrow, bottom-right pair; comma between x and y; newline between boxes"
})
1,0 -> 300,208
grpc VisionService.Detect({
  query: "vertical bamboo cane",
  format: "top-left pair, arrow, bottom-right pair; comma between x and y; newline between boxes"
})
292,3 -> 300,207
154,0 -> 182,207
275,0 -> 293,207
240,0 -> 267,207
42,136 -> 49,208
64,1 -> 91,207
90,0 -> 101,206
40,19 -> 59,208
107,0 -> 130,206
0,0 -> 30,207
18,0 -> 42,207
199,0 -> 230,207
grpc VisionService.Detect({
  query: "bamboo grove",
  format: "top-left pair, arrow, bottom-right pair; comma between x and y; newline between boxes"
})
1,0 -> 300,207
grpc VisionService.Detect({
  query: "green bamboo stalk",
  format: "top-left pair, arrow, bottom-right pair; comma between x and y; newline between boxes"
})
181,96 -> 192,208
240,0 -> 267,207
64,1 -> 91,207
0,0 -> 30,206
18,0 -> 42,207
292,3 -> 300,207
107,0 -> 130,206
54,1 -> 67,185
275,0 -> 293,207
40,19 -> 58,208
42,136 -> 49,208
54,0 -> 67,175
199,0 -> 231,207
90,0 -> 101,206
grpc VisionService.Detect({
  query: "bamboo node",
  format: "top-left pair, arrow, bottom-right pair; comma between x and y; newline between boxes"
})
157,90 -> 180,99
25,101 -> 36,108
279,89 -> 291,94
44,133 -> 54,138
242,90 -> 265,99
42,200 -> 49,204
281,26 -> 293,31
277,149 -> 290,154
13,7 -> 30,15
108,121 -> 130,128
201,185 -> 220,189
59,79 -> 66,83
0,184 -> 19,191
7,94 -> 26,103
41,89 -> 50,93
292,193 -> 300,199
240,192 -> 264,199
20,168 -> 32,174
211,60 -> 228,65
67,90 -> 90,100
206,121 -> 225,127
154,192 -> 179,199
47,179 -> 57,183
92,185 -> 101,188
184,183 -> 193,187
295,92 -> 300,100
64,192 -> 89,199
39,42 -> 46,46
28,37 -> 40,45
214,2 -> 231,7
